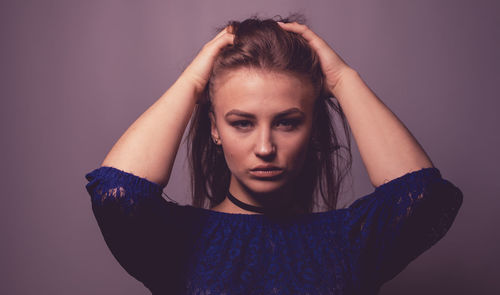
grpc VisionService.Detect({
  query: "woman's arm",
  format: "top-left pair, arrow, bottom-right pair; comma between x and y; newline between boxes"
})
100,78 -> 197,187
278,22 -> 433,187
101,27 -> 234,187
332,68 -> 434,187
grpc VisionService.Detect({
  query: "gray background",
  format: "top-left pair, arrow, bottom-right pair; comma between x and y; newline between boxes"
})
1,0 -> 499,294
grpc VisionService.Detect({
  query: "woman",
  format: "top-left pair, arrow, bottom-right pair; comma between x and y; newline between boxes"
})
85,16 -> 463,294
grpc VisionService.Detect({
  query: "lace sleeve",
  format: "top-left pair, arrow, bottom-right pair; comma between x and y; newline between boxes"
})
343,167 -> 463,286
84,166 -> 189,293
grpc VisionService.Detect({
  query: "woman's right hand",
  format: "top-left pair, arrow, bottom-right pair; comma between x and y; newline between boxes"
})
179,26 -> 235,100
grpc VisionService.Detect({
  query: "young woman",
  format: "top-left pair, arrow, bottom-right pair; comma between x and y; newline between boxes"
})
85,16 -> 463,294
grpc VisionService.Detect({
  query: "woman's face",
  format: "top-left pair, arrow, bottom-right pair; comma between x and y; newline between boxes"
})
210,68 -> 316,200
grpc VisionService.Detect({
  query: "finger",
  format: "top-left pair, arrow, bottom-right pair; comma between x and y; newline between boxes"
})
206,27 -> 234,49
213,25 -> 234,40
204,31 -> 234,55
213,30 -> 234,46
277,22 -> 322,43
277,21 -> 329,52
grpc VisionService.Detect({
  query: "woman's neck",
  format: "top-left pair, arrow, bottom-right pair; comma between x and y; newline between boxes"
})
211,177 -> 294,215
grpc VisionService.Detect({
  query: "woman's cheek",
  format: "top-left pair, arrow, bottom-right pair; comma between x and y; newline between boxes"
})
223,146 -> 240,174
224,151 -> 234,168
290,141 -> 310,176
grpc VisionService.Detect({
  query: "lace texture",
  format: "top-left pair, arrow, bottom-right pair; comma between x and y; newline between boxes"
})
85,166 -> 194,293
84,166 -> 463,295
343,168 -> 463,290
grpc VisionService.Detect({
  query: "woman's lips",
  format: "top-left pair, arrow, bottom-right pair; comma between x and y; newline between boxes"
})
249,169 -> 284,178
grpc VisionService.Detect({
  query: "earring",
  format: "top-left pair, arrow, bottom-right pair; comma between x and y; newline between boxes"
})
213,138 -> 220,144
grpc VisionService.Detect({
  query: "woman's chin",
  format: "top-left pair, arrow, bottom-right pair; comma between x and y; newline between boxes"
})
244,178 -> 290,195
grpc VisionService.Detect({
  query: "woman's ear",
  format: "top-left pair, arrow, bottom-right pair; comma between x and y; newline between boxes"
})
209,111 -> 221,145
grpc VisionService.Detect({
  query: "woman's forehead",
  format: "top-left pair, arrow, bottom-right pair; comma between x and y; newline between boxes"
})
211,68 -> 315,114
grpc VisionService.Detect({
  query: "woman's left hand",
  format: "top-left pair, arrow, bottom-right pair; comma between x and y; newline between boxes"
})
277,21 -> 353,96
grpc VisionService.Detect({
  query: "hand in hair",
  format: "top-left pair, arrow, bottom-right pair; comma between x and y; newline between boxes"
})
180,26 -> 235,99
277,21 -> 353,96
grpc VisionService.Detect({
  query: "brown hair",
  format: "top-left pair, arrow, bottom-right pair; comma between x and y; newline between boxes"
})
186,15 -> 352,213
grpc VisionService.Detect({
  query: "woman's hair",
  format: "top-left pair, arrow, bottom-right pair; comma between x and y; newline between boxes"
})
186,14 -> 352,213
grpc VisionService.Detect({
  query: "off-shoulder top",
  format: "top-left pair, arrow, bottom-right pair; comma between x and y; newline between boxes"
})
84,166 -> 463,294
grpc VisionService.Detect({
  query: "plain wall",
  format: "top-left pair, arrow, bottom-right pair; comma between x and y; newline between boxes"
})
1,0 -> 498,294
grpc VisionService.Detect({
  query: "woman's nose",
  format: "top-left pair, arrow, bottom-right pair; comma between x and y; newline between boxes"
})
254,128 -> 276,159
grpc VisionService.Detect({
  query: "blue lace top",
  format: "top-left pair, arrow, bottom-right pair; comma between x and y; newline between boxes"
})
84,166 -> 463,294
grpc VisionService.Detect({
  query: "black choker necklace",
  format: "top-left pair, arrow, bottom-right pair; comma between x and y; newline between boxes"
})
227,190 -> 266,214
227,190 -> 295,214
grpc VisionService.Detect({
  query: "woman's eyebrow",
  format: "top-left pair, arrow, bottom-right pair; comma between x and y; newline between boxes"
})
224,108 -> 305,119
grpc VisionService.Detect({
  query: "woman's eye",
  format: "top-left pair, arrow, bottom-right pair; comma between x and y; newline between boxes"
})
230,119 -> 300,130
231,121 -> 252,129
276,119 -> 300,130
